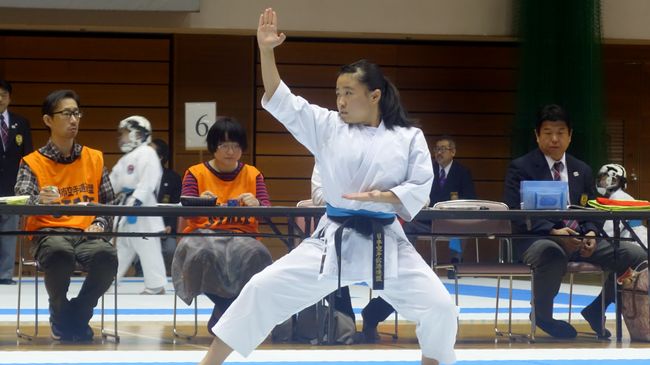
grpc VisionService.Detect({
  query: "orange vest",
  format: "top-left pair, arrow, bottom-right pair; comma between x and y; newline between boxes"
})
184,163 -> 261,234
23,147 -> 104,231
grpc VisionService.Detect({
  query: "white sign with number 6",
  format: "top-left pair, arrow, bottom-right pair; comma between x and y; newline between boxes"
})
185,102 -> 217,150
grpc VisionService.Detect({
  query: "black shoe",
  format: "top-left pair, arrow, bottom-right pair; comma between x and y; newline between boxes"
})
355,322 -> 380,344
446,269 -> 457,280
72,324 -> 94,342
0,279 -> 16,285
536,317 -> 577,339
581,304 -> 612,339
50,321 -> 73,342
207,306 -> 222,337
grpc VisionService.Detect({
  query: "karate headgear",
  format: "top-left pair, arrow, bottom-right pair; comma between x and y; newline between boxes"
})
118,115 -> 152,153
596,163 -> 627,196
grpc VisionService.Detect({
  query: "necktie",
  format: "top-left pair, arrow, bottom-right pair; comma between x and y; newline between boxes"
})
439,168 -> 446,188
553,161 -> 579,230
0,115 -> 8,152
552,161 -> 563,181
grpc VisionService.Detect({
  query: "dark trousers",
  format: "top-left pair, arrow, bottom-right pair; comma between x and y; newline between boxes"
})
522,238 -> 646,322
331,286 -> 356,322
34,234 -> 117,330
362,297 -> 395,327
205,292 -> 236,314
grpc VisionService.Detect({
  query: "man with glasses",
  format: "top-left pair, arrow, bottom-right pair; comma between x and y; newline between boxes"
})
15,89 -> 117,342
429,136 -> 476,267
0,80 -> 33,285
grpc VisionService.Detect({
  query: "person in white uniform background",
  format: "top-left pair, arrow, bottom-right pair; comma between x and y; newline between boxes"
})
597,163 -> 648,248
110,116 -> 167,295
199,8 -> 457,365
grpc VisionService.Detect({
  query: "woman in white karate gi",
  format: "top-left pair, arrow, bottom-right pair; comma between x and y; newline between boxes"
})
110,116 -> 167,294
200,8 -> 457,365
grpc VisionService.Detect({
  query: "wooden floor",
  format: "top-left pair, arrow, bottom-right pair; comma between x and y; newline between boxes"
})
2,320 -> 649,352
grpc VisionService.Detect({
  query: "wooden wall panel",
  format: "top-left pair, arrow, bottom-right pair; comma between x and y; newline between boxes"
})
271,42 -> 398,65
254,40 -> 518,206
257,110 -> 514,136
11,83 -> 168,107
0,36 -> 170,61
0,59 -> 169,84
0,33 -> 172,171
11,107 -> 170,131
172,34 -> 255,175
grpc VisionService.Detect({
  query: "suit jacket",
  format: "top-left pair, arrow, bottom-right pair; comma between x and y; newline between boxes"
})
157,167 -> 182,232
430,160 -> 476,205
503,148 -> 601,252
0,111 -> 33,196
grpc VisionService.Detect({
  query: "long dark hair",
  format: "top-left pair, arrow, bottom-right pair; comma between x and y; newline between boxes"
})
339,59 -> 415,129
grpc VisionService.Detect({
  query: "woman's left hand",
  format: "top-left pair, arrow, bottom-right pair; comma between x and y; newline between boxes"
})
237,192 -> 260,206
343,190 -> 399,203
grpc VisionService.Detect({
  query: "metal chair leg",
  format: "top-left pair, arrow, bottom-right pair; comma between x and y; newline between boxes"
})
173,294 -> 198,339
508,275 -> 514,337
530,274 -> 536,342
568,273 -> 575,323
101,278 -> 120,342
600,271 -> 606,339
16,246 -> 38,340
494,276 -> 501,339
391,311 -> 399,340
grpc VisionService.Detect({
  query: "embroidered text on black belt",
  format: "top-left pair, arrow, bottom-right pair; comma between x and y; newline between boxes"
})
330,215 -> 394,294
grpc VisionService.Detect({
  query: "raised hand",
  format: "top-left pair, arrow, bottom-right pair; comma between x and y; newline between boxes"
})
257,8 -> 286,51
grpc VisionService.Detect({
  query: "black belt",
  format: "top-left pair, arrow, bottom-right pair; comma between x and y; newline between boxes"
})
328,215 -> 395,294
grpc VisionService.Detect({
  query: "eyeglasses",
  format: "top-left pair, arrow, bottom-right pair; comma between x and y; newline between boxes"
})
52,109 -> 83,119
217,142 -> 242,152
434,146 -> 453,153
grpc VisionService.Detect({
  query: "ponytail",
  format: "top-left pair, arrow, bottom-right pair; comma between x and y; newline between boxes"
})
339,59 -> 416,130
380,78 -> 416,129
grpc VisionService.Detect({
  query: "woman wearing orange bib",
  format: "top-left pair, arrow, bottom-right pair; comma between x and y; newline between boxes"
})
171,117 -> 273,335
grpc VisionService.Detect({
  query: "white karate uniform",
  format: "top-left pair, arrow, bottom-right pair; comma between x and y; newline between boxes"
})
109,143 -> 167,290
213,81 -> 457,364
603,189 -> 648,248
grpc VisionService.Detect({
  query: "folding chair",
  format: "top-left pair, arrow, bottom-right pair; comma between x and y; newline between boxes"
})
430,199 -> 536,341
566,261 -> 606,338
172,216 -> 198,340
16,219 -> 119,342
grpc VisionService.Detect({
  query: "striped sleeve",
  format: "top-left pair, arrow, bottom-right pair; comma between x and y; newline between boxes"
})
181,171 -> 200,197
256,174 -> 271,206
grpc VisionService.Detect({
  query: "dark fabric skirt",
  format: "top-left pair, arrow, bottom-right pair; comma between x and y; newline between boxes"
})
172,229 -> 272,305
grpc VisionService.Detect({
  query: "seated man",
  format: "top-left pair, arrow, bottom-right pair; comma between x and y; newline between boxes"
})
171,117 -> 273,335
503,104 -> 646,339
15,89 -> 117,342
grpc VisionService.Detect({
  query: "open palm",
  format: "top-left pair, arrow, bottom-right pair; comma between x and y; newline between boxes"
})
257,8 -> 286,50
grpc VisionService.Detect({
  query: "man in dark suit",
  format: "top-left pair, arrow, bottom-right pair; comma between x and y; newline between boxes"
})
0,80 -> 33,285
430,136 -> 476,262
430,136 -> 476,207
503,104 -> 646,339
